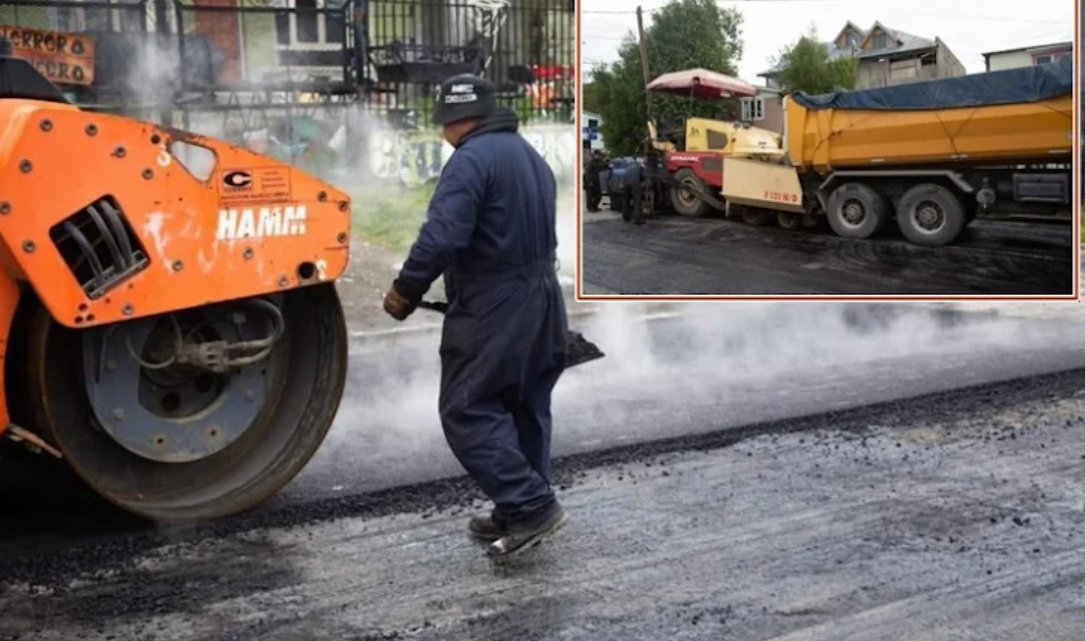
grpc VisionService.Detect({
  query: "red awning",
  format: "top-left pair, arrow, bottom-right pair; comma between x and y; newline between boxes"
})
646,68 -> 759,99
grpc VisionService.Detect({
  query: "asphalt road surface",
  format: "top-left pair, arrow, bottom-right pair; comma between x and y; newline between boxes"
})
2,305 -> 1085,640
580,212 -> 1075,295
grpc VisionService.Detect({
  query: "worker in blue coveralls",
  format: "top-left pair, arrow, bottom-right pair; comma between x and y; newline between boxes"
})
382,74 -> 571,558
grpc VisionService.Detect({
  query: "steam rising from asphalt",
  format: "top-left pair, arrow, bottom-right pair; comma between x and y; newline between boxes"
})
562,302 -> 1029,413
312,297 -> 1053,489
127,37 -> 180,110
555,185 -> 577,284
287,112 -> 1053,485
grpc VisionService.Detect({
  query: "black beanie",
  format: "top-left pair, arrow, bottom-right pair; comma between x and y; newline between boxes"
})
433,73 -> 497,126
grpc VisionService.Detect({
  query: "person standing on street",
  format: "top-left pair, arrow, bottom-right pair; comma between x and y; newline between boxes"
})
382,74 -> 571,558
618,155 -> 646,225
584,149 -> 606,212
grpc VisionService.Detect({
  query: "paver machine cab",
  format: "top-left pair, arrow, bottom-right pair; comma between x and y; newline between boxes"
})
643,68 -> 785,219
0,38 -> 351,522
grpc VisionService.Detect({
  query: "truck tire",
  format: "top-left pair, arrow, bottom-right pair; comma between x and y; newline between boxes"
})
776,211 -> 802,230
670,168 -> 712,217
742,207 -> 771,226
825,182 -> 889,240
896,183 -> 967,247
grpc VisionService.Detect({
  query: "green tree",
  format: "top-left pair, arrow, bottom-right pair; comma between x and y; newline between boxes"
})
581,79 -> 602,114
593,0 -> 744,156
769,25 -> 859,95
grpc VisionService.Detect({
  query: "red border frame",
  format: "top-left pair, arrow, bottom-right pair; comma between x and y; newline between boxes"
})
574,2 -> 1080,303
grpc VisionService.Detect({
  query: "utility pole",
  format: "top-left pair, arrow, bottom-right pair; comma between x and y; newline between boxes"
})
635,5 -> 654,219
636,6 -> 650,93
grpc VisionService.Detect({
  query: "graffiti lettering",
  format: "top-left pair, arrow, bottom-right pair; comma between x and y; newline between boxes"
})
366,125 -> 576,188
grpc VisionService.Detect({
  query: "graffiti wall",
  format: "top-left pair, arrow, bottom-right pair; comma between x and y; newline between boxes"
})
363,123 -> 578,187
182,106 -> 576,190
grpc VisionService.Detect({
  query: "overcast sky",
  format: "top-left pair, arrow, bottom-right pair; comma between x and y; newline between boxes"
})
580,0 -> 1075,82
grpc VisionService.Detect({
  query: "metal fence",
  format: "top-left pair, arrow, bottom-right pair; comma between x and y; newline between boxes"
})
0,0 -> 576,126
359,0 -> 576,123
0,0 -> 574,182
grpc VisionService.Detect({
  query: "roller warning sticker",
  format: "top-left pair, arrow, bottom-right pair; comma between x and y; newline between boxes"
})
216,167 -> 293,206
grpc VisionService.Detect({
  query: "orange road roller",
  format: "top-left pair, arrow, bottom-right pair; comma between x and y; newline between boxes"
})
0,37 -> 351,522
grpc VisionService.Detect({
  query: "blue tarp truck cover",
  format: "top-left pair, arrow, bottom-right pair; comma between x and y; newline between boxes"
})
790,55 -> 1073,111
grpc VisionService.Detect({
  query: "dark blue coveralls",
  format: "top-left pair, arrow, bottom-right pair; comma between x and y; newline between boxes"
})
394,110 -> 569,530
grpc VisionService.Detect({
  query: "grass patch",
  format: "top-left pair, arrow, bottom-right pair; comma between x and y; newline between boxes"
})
351,183 -> 436,252
352,178 -> 577,254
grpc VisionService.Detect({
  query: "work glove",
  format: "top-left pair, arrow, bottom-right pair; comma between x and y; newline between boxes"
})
383,281 -> 418,321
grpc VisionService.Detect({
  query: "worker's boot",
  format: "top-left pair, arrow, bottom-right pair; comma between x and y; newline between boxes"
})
488,507 -> 569,559
468,511 -> 507,541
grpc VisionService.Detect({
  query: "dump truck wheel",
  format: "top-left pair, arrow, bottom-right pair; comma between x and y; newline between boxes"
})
670,169 -> 711,217
776,211 -> 802,230
896,183 -> 967,247
826,182 -> 888,240
741,207 -> 771,226
22,283 -> 348,522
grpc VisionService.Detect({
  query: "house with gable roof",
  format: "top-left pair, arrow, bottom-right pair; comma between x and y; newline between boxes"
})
757,21 -> 967,90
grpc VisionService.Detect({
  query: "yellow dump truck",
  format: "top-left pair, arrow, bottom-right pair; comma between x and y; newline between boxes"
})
720,58 -> 1074,247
